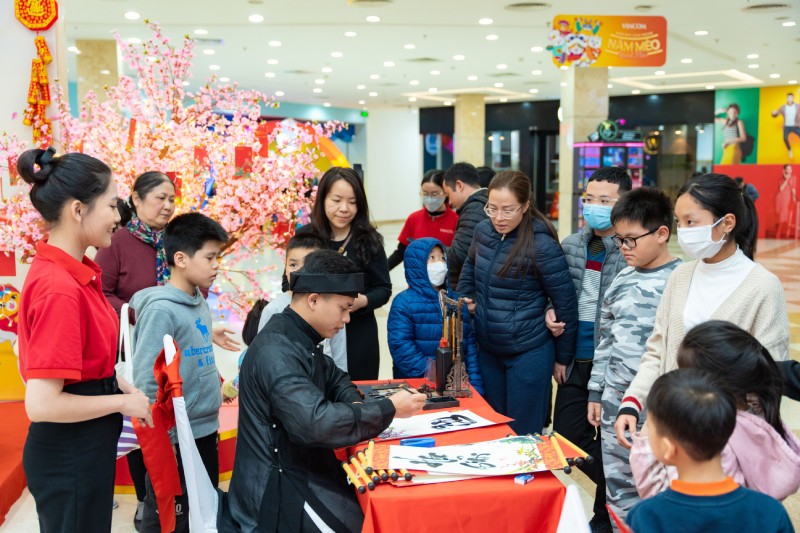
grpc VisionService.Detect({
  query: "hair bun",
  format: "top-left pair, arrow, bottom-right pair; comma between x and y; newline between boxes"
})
17,147 -> 57,186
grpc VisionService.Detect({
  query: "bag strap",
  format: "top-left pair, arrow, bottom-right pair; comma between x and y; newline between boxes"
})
118,303 -> 132,364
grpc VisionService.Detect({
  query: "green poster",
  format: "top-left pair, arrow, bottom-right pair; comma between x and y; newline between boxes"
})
714,88 -> 760,165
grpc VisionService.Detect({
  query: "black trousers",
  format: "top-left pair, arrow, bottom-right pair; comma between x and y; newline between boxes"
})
23,377 -> 122,533
345,311 -> 380,381
128,448 -> 147,502
553,360 -> 608,520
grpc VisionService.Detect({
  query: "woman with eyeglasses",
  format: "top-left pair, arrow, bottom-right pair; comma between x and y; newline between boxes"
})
387,169 -> 459,270
458,170 -> 578,434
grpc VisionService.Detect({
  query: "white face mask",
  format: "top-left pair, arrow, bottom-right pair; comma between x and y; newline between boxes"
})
427,261 -> 448,287
677,218 -> 727,260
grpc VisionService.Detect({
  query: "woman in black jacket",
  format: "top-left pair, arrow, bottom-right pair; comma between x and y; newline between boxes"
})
458,170 -> 578,434
297,167 -> 391,380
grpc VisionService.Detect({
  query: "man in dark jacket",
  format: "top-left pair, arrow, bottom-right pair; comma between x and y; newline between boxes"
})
226,250 -> 426,533
442,162 -> 488,288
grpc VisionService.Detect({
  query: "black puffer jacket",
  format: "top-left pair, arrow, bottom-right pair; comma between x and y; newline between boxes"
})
448,188 -> 489,287
458,218 -> 578,363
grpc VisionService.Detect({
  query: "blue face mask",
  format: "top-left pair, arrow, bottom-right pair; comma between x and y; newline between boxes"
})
582,204 -> 613,231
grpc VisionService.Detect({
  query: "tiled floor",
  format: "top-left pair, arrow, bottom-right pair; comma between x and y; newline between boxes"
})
4,227 -> 800,530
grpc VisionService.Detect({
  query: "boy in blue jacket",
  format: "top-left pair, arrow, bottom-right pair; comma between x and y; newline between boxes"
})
388,238 -> 483,394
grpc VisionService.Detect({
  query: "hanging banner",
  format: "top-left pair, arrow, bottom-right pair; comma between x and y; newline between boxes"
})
548,15 -> 667,68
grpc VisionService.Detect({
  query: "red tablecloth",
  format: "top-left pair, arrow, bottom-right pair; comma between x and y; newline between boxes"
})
347,380 -> 566,533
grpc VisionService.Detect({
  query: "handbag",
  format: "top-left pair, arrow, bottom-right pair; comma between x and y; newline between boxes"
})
116,303 -> 139,458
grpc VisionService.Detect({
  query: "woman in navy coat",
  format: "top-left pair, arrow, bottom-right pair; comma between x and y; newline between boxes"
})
458,171 -> 577,434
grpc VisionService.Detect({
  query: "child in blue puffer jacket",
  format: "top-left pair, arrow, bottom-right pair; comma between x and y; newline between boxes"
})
388,237 -> 483,394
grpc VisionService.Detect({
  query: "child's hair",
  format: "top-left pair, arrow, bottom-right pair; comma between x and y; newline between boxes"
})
242,299 -> 268,346
648,368 -> 737,461
677,173 -> 758,259
290,250 -> 360,299
118,171 -> 174,227
443,162 -> 481,189
476,166 -> 496,188
421,169 -> 445,188
677,320 -> 787,441
310,167 -> 383,264
610,187 -> 673,236
488,170 -> 558,278
17,147 -> 112,223
587,166 -> 632,193
164,212 -> 228,266
286,232 -> 327,255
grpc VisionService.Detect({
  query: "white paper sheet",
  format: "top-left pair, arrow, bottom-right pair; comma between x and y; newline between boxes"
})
377,409 -> 498,440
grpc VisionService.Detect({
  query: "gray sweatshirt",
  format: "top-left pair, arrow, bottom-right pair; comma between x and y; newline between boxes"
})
131,284 -> 221,439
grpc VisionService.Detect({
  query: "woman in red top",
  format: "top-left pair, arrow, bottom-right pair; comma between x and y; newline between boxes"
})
17,147 -> 151,533
387,170 -> 459,270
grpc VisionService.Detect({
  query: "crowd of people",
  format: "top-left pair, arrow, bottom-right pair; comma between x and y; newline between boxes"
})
14,145 -> 799,533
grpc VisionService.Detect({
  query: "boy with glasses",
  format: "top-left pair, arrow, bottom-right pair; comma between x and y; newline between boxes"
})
587,187 -> 680,524
549,166 -> 631,533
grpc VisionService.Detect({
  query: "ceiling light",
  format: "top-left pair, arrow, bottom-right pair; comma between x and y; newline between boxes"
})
267,59 -> 279,65
560,65 -> 568,70
531,69 -> 542,75
560,82 -> 567,87
313,88 -> 322,93
209,65 -> 221,71
314,78 -> 325,84
675,130 -> 682,135
632,89 -> 641,94
344,31 -> 357,38
323,103 -> 331,108
321,67 -> 333,73
369,74 -> 380,80
404,43 -> 416,50
494,82 -> 504,88
384,61 -> 395,67
428,87 -> 438,93
529,88 -> 539,93
358,100 -> 366,105
268,41 -> 281,47
248,14 -> 264,23
408,97 -> 417,102
747,53 -> 759,59
479,17 -> 493,25
789,80 -> 798,85
410,80 -> 420,86
486,35 -> 499,41
366,15 -> 381,23
356,84 -> 366,90
67,46 -> 80,53
124,11 -> 140,20
275,91 -> 284,96
331,51 -> 343,58
655,70 -> 665,75
500,98 -> 508,103
694,30 -> 708,36
264,72 -> 276,78
770,73 -> 781,79
681,58 -> 693,64
430,70 -> 440,75
748,64 -> 759,69
705,85 -> 715,90
608,83 -> 613,89
467,75 -> 478,81
369,91 -> 378,97
782,21 -> 796,27
531,46 -> 544,53
488,135 -> 494,141
220,77 -> 230,82
496,63 -> 508,70
182,81 -> 190,87
193,29 -> 208,36
444,101 -> 453,106
127,38 -> 141,44
100,69 -> 110,75
147,56 -> 157,62
203,49 -> 215,55
453,54 -> 466,60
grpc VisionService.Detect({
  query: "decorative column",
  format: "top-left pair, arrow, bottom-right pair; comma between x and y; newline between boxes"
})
454,94 -> 485,166
76,39 -> 119,104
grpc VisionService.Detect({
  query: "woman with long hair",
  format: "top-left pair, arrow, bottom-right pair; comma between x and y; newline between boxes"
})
458,170 -> 578,434
297,167 -> 391,380
719,103 -> 747,165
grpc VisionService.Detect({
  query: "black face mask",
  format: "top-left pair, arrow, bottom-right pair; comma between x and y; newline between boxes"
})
281,272 -> 290,293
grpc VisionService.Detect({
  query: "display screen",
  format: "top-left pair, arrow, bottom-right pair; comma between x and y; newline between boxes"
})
582,146 -> 601,168
602,146 -> 626,167
627,146 -> 644,168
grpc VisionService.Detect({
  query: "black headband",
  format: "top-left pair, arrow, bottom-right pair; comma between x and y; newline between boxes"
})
289,272 -> 364,297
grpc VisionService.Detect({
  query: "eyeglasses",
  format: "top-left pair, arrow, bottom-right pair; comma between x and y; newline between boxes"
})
580,195 -> 619,206
612,228 -> 657,249
484,204 -> 522,220
420,192 -> 445,199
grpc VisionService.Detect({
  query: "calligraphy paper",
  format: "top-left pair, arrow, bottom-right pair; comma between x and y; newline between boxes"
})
376,409 -> 498,440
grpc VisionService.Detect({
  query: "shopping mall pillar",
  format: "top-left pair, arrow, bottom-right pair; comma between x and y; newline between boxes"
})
558,67 -> 608,240
76,40 -> 119,104
454,94 -> 486,166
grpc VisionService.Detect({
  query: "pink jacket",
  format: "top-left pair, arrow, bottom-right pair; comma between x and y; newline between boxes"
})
630,410 -> 800,501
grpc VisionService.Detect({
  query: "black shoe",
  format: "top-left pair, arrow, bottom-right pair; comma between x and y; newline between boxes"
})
134,501 -> 144,532
589,514 -> 613,533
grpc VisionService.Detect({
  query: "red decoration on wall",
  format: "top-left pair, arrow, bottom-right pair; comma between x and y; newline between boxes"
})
14,0 -> 58,31
234,146 -> 253,176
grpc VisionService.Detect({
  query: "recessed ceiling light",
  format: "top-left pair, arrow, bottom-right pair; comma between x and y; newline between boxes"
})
67,46 -> 80,53
315,78 -> 326,84
369,74 -> 380,80
358,100 -> 366,105
127,38 -> 141,44
313,88 -> 323,93
467,75 -> 478,81
322,67 -> 333,73
344,31 -> 357,38
410,80 -> 420,86
182,81 -> 190,86
203,49 -> 215,55
499,98 -> 508,103
408,97 -> 417,102
608,83 -> 613,89
770,73 -> 781,79
100,69 -> 110,75
356,84 -> 366,90
531,46 -> 544,53
705,85 -> 715,90
193,29 -> 208,36
404,43 -> 416,50
529,88 -> 539,93
383,61 -> 395,67
220,77 -> 230,82
444,101 -> 453,106
694,30 -> 708,36
209,65 -> 221,71
748,64 -> 759,69
267,59 -> 279,65
747,53 -> 759,59
366,15 -> 381,23
560,82 -> 567,87
655,70 -> 665,75
486,35 -> 499,41
494,82 -> 504,88
632,89 -> 641,94
331,51 -> 343,58
248,14 -> 264,23
275,90 -> 284,96
264,72 -> 276,78
453,54 -> 466,61
789,80 -> 798,85
369,91 -> 378,97
268,41 -> 281,47
681,58 -> 693,64
323,103 -> 331,108
479,17 -> 493,25
428,87 -> 438,93
675,130 -> 682,135
430,70 -> 440,75
531,69 -> 542,76
782,21 -> 796,27
496,64 -> 508,70
560,65 -> 568,70
124,11 -> 140,20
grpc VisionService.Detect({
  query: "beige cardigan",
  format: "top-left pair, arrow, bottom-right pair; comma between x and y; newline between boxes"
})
620,260 -> 790,414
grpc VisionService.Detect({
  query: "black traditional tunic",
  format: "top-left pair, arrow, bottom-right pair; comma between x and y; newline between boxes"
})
225,308 -> 395,532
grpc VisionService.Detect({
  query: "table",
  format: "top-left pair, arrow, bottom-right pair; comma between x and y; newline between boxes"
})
347,380 -> 567,533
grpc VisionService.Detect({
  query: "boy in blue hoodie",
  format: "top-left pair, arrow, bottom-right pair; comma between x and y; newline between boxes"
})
388,237 -> 483,394
131,212 -> 228,531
